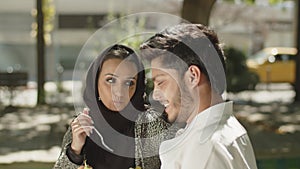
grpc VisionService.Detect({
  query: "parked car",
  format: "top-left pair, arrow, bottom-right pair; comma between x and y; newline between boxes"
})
246,47 -> 297,84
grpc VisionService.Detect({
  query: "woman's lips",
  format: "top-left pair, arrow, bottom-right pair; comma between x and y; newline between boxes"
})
113,100 -> 124,105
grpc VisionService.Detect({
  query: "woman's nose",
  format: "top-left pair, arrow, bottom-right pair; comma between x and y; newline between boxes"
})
112,83 -> 126,97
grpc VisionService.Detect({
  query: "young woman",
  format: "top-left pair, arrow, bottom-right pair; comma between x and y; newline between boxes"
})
53,44 -> 172,169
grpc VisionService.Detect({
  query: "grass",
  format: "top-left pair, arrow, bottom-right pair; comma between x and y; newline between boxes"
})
257,158 -> 300,169
1,159 -> 300,169
0,162 -> 54,169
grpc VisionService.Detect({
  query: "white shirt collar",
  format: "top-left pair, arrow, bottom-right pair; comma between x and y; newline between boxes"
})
160,101 -> 234,153
191,101 -> 233,143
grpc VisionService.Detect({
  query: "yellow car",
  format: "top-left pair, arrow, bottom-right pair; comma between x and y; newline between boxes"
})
246,47 -> 297,84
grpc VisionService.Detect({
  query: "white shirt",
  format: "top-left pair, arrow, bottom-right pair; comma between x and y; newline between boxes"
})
159,101 -> 257,169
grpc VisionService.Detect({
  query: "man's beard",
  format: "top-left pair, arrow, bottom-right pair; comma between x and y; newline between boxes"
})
161,111 -> 169,123
172,81 -> 196,124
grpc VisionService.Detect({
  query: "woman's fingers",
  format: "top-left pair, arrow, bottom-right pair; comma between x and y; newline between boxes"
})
73,125 -> 94,136
83,107 -> 89,115
70,108 -> 94,155
72,113 -> 94,126
77,113 -> 94,124
71,124 -> 93,154
73,118 -> 93,127
72,119 -> 94,135
71,109 -> 94,137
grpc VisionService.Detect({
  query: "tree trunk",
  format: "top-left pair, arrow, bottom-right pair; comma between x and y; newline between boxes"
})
181,0 -> 216,25
295,0 -> 300,102
37,0 -> 46,105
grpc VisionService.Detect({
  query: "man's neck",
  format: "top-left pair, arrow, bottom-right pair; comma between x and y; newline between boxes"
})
186,91 -> 223,124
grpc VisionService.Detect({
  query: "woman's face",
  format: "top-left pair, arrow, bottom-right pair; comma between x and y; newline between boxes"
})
98,58 -> 138,111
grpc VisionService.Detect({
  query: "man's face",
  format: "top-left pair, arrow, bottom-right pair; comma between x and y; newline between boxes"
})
151,57 -> 194,123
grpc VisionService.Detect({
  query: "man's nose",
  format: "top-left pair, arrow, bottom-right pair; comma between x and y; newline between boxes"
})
152,89 -> 163,101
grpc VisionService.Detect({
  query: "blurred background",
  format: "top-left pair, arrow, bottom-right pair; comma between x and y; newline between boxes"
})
0,0 -> 299,168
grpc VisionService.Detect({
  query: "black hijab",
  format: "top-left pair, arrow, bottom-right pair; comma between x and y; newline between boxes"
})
82,44 -> 145,169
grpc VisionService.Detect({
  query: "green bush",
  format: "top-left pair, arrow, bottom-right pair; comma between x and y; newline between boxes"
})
224,47 -> 259,93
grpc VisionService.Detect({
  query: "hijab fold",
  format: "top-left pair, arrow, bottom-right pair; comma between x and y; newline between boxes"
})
82,44 -> 145,168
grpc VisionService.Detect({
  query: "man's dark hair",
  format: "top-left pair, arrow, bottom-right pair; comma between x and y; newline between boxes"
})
140,23 -> 226,94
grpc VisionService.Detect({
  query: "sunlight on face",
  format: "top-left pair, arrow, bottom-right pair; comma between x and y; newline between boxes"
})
151,57 -> 195,123
98,58 -> 138,111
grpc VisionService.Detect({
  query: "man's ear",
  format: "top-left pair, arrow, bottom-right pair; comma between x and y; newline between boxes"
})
186,65 -> 201,87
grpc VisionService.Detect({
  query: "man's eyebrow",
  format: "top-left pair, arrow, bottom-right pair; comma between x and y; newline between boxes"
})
152,74 -> 164,81
126,76 -> 137,80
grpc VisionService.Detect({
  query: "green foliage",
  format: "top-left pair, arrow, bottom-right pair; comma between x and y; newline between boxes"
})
244,0 -> 256,4
223,0 -> 285,5
223,0 -> 254,4
268,0 -> 284,5
225,47 -> 259,93
144,68 -> 154,104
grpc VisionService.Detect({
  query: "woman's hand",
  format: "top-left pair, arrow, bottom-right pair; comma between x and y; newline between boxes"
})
71,108 -> 94,155
77,159 -> 93,169
77,165 -> 93,169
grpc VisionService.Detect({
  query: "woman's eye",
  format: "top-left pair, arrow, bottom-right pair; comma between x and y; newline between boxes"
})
125,80 -> 135,86
106,77 -> 116,84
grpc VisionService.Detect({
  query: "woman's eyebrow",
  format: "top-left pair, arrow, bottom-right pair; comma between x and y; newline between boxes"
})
105,73 -> 136,80
105,73 -> 118,77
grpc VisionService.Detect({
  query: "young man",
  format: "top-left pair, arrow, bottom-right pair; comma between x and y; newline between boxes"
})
140,23 -> 257,169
